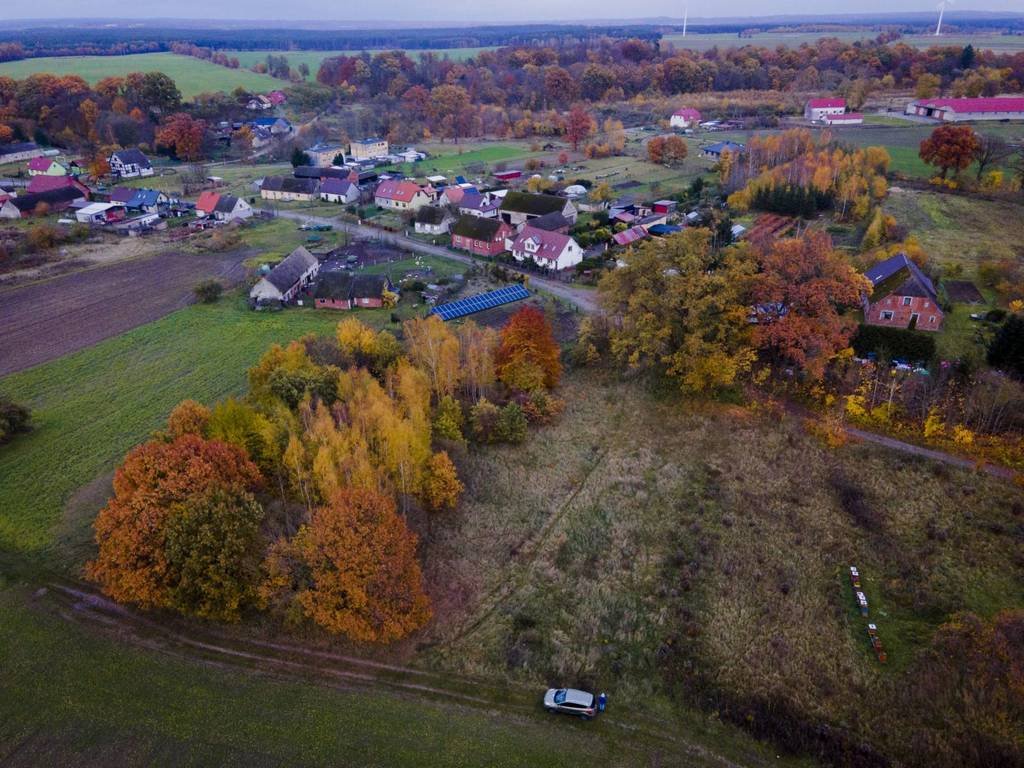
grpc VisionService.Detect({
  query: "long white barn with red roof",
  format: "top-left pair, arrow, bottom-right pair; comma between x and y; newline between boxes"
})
905,97 -> 1024,122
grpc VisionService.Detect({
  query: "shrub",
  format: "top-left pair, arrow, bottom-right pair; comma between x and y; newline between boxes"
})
852,324 -> 937,364
193,279 -> 224,303
0,394 -> 31,443
988,314 -> 1024,380
470,398 -> 501,443
495,402 -> 528,444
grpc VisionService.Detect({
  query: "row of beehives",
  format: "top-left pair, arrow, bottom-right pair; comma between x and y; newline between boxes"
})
850,566 -> 887,663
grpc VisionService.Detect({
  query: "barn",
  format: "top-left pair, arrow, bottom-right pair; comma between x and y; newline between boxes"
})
249,246 -> 320,306
904,97 -> 1024,122
862,253 -> 943,332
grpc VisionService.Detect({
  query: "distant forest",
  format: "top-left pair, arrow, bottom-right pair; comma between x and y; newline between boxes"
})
0,25 -> 662,62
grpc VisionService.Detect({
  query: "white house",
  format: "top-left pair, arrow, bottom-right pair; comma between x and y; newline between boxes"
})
804,98 -> 848,122
670,108 -> 702,129
414,206 -> 455,235
509,226 -> 583,271
108,148 -> 154,179
250,246 -> 320,305
319,178 -> 360,204
213,194 -> 253,222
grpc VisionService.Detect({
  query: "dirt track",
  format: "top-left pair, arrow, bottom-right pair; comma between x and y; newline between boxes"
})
0,250 -> 248,377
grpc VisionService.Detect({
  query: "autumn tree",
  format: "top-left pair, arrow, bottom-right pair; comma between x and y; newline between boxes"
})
973,134 -> 1012,181
421,451 -> 463,512
403,315 -> 461,400
456,321 -> 498,401
260,488 -> 431,642
919,124 -> 980,179
597,229 -> 757,393
166,399 -> 211,438
428,84 -> 472,143
565,104 -> 594,152
86,434 -> 263,617
335,317 -> 402,376
155,112 -> 208,161
751,231 -> 869,379
647,135 -> 688,167
496,306 -> 562,392
0,124 -> 13,143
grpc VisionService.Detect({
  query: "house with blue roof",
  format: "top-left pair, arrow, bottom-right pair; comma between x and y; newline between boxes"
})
701,141 -> 745,159
109,187 -> 169,213
862,253 -> 943,332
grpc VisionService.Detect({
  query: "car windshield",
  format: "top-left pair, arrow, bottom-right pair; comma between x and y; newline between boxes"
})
553,689 -> 567,704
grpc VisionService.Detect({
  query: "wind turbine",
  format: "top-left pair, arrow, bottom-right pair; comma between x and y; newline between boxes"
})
682,3 -> 688,37
935,0 -> 953,37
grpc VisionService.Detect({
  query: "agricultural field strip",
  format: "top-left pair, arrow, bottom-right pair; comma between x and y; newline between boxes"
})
42,581 -> 739,767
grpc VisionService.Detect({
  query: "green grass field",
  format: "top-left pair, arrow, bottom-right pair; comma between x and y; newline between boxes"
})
662,30 -> 1024,53
226,47 -> 495,80
0,53 -> 281,99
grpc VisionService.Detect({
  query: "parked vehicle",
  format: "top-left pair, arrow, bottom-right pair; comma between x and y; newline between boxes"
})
543,688 -> 596,720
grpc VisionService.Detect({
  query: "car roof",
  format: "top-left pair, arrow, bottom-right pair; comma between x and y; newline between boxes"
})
562,689 -> 594,706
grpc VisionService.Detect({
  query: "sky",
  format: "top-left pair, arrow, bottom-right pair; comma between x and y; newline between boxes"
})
5,0 -> 1023,22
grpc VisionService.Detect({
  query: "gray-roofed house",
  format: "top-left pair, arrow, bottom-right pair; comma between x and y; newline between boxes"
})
414,205 -> 455,235
862,252 -> 943,332
213,194 -> 253,222
260,176 -> 319,202
249,246 -> 320,306
319,178 -> 360,204
499,191 -> 577,229
314,272 -> 395,310
457,191 -> 501,219
527,210 -> 572,234
108,148 -> 154,179
451,214 -> 513,257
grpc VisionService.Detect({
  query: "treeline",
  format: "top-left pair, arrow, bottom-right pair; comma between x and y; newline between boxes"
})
0,25 -> 660,61
315,37 -> 1024,106
86,309 -> 566,640
169,42 -> 240,71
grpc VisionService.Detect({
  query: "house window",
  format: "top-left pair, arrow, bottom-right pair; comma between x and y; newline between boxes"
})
881,311 -> 894,321
902,297 -> 912,306
929,316 -> 936,324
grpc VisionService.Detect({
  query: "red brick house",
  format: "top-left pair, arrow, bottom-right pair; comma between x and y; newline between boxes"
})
862,253 -> 943,332
451,215 -> 512,257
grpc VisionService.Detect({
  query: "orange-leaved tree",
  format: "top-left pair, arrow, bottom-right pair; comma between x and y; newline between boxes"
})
155,112 -> 208,161
496,306 -> 562,392
751,231 -> 870,379
421,451 -> 463,512
166,399 -> 211,438
86,434 -> 263,616
919,124 -> 980,179
260,487 -> 431,642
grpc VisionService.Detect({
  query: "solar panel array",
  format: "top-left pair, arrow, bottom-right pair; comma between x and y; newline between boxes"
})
430,284 -> 530,321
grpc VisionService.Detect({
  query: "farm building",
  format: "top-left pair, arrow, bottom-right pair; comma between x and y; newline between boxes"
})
108,149 -> 153,179
509,226 -> 584,271
261,176 -> 319,202
414,206 -> 455,235
374,179 -> 434,211
493,170 -> 522,183
527,210 -> 572,234
804,98 -> 847,121
314,272 -> 395,310
652,200 -> 677,215
612,225 -> 650,247
305,142 -> 346,166
0,142 -> 46,164
27,175 -> 90,197
212,195 -> 252,222
75,202 -> 127,225
862,253 -> 943,332
320,178 -> 360,204
247,117 -> 292,135
499,191 -> 577,229
670,108 -> 702,129
0,186 -> 87,218
451,215 -> 513,257
295,166 -> 351,181
823,113 -> 864,125
904,97 -> 1024,122
249,246 -> 320,306
350,137 -> 389,161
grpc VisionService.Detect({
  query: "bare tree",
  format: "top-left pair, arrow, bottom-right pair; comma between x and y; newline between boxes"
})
973,134 -> 1012,181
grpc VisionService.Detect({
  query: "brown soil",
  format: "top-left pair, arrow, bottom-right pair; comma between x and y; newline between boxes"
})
0,249 -> 250,376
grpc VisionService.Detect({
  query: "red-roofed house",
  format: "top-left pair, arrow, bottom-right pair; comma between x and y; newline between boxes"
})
804,98 -> 847,121
195,190 -> 221,217
268,90 -> 287,106
670,108 -> 702,129
27,156 -> 69,176
26,175 -> 89,197
374,179 -> 434,211
904,97 -> 1024,122
510,226 -> 584,271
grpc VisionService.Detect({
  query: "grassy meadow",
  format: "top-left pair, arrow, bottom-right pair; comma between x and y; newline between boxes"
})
422,371 -> 1024,764
0,53 -> 281,99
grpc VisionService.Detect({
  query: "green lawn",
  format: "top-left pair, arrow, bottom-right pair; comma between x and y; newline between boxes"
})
0,296 -> 356,562
0,53 -> 281,99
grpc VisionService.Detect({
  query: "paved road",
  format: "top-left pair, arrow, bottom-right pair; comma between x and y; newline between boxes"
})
265,208 -> 598,312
